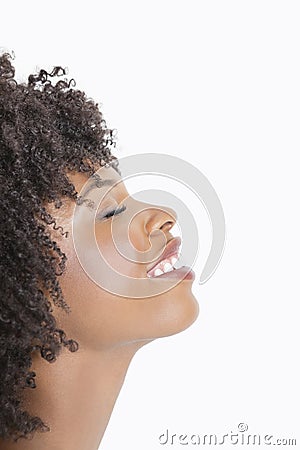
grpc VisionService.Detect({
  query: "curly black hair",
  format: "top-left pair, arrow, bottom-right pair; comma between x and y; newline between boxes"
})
0,51 -> 119,442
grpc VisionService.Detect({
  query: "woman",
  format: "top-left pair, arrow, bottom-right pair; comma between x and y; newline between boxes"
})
0,51 -> 199,449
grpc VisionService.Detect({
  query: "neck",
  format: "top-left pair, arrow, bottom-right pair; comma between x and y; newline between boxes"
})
0,341 -> 147,450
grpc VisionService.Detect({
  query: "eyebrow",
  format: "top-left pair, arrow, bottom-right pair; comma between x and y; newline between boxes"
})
74,175 -> 117,209
80,174 -> 116,199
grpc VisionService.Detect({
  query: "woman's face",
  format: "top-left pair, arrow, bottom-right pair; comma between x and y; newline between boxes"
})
46,166 -> 199,351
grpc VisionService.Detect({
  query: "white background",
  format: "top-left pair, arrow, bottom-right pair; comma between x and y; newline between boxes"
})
1,1 -> 299,448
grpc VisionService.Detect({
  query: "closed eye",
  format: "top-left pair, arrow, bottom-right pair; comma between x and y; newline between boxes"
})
100,204 -> 127,220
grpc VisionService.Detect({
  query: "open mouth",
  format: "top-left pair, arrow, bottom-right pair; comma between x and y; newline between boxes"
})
146,236 -> 194,281
146,252 -> 179,277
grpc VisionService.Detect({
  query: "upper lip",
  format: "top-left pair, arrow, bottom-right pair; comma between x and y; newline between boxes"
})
146,236 -> 181,273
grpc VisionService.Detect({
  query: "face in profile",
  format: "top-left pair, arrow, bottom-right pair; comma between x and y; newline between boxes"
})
0,51 -> 201,447
46,165 -> 199,352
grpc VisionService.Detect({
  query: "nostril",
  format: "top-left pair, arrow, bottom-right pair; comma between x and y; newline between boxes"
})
160,221 -> 174,232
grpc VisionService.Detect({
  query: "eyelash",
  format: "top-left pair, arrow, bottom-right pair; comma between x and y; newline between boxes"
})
101,204 -> 127,220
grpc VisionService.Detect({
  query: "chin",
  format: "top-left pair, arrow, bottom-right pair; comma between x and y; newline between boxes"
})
142,285 -> 200,340
165,290 -> 199,337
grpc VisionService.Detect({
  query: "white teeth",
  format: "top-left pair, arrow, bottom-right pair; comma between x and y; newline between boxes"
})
163,262 -> 173,273
147,253 -> 179,278
171,257 -> 177,266
154,268 -> 164,277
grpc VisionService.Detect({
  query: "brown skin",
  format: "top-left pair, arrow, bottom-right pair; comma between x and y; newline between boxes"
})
1,167 -> 199,450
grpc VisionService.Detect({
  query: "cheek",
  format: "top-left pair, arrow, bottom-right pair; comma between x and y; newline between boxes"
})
94,223 -> 145,278
53,237 -> 147,350
55,257 -> 131,350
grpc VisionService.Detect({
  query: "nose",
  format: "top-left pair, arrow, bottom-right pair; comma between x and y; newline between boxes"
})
127,200 -> 178,257
143,203 -> 177,235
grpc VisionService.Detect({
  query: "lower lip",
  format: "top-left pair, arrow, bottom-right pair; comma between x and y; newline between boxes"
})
148,266 -> 195,281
